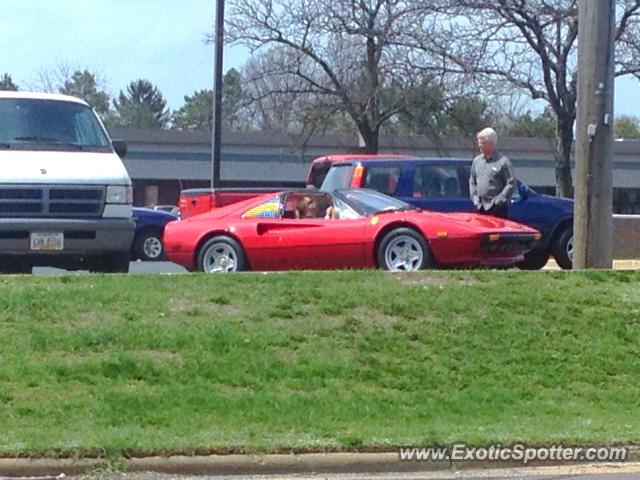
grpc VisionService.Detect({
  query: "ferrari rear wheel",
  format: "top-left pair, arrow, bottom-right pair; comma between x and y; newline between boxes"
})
377,228 -> 433,272
197,236 -> 247,273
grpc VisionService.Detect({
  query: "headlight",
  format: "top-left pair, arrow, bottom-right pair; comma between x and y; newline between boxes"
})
106,185 -> 133,204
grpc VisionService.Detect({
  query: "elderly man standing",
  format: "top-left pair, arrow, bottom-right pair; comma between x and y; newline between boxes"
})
469,127 -> 516,218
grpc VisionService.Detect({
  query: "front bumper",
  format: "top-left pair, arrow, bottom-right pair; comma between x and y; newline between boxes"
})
430,235 -> 535,268
480,233 -> 539,254
0,218 -> 135,255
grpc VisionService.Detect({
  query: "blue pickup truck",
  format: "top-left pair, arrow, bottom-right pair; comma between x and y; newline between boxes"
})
320,157 -> 574,270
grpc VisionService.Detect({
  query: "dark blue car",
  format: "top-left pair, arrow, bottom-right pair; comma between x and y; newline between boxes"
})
131,207 -> 178,261
321,157 -> 574,270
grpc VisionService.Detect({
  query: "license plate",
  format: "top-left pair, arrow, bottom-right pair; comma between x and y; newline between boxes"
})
30,232 -> 64,251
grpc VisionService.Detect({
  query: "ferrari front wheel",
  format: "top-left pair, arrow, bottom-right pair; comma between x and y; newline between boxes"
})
377,228 -> 433,272
197,236 -> 247,273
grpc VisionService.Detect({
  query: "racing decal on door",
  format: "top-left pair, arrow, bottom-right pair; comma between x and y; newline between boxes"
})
242,197 -> 280,218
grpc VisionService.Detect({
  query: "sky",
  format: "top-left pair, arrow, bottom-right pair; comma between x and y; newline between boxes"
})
3,0 -> 640,118
1,0 -> 246,110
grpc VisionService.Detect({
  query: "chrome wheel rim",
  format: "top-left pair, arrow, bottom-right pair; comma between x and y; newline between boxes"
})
567,235 -> 574,262
385,235 -> 423,271
143,236 -> 163,259
202,242 -> 238,273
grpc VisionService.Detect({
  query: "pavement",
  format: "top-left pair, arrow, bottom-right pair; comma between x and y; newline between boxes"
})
31,261 -> 188,275
25,258 -> 640,276
0,450 -> 640,478
103,466 -> 640,480
543,259 -> 640,270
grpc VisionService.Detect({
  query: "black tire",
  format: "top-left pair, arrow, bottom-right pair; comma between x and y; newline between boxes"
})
376,228 -> 433,271
89,252 -> 130,273
133,229 -> 165,261
517,248 -> 551,270
197,236 -> 247,273
551,227 -> 573,270
0,257 -> 32,274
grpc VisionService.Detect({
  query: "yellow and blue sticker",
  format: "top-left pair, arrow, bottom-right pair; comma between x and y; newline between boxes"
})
242,197 -> 280,218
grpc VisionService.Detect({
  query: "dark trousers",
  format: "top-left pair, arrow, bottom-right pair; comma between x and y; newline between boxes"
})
478,203 -> 508,218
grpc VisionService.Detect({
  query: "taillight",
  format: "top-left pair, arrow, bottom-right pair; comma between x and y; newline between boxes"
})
350,164 -> 365,187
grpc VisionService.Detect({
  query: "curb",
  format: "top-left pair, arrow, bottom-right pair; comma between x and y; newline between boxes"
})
0,447 -> 638,477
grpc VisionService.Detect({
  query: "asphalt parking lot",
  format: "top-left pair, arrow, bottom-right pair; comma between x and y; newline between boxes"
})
32,261 -> 188,275
543,259 -> 640,270
27,259 -> 640,275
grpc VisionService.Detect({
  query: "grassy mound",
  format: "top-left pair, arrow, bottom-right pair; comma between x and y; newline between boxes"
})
0,270 -> 638,456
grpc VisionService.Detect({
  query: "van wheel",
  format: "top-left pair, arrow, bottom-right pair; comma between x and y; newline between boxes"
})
90,253 -> 130,273
0,258 -> 32,274
377,228 -> 433,272
517,249 -> 550,270
552,227 -> 573,270
197,236 -> 247,273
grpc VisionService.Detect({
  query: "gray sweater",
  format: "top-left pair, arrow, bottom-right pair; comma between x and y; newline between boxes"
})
469,152 -> 516,210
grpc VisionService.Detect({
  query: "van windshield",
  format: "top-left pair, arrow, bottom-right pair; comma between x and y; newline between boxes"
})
321,164 -> 355,191
0,98 -> 111,151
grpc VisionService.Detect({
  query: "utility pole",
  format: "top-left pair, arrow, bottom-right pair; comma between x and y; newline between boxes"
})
574,0 -> 615,269
211,0 -> 225,189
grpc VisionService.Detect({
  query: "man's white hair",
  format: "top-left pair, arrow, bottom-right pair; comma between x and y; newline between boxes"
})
477,127 -> 498,145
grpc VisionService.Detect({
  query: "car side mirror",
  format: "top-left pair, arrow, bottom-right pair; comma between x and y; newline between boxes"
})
510,183 -> 524,203
518,182 -> 528,198
112,139 -> 128,158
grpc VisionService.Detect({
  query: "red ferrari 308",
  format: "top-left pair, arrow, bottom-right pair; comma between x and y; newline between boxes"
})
163,189 -> 541,273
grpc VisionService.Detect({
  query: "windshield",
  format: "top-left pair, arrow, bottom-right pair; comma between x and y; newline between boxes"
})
306,160 -> 333,188
0,98 -> 111,150
321,164 -> 355,191
335,188 -> 414,216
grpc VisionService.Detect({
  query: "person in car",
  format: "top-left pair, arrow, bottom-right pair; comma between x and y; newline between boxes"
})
470,127 -> 516,218
296,196 -> 318,218
296,196 -> 337,219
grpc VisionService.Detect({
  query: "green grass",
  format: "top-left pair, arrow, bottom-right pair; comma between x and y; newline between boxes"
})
0,270 -> 638,456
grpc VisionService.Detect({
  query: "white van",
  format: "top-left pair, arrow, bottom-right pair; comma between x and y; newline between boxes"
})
0,91 -> 135,273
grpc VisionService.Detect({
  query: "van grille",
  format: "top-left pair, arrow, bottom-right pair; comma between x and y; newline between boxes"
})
0,185 -> 105,217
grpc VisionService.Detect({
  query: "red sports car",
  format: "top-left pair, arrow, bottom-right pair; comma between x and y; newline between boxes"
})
163,189 -> 541,273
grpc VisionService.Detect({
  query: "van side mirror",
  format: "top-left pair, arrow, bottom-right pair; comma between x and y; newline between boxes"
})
112,140 -> 128,158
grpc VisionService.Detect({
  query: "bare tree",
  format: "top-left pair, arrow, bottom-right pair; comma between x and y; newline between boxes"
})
241,49 -> 310,132
60,70 -> 111,116
26,64 -> 112,109
27,63 -> 76,93
218,0 -> 450,153
240,48 -> 354,136
416,0 -> 640,197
